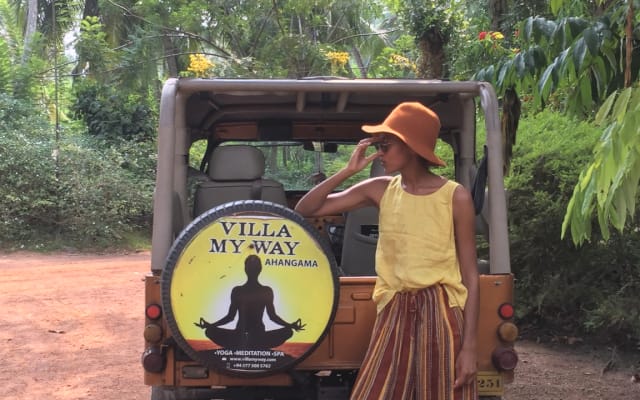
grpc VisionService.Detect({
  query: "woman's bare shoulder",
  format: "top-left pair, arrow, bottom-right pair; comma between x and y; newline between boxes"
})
363,175 -> 394,205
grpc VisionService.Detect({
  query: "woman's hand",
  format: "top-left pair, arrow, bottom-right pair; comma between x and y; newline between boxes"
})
454,346 -> 477,389
294,137 -> 382,217
345,138 -> 380,174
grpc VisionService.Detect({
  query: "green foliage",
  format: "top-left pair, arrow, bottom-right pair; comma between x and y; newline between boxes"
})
0,94 -> 154,249
474,9 -> 637,111
0,0 -> 48,100
367,35 -> 419,78
54,136 -> 154,244
389,0 -> 461,43
386,0 -> 464,78
75,16 -> 114,79
452,29 -> 519,80
507,109 -> 640,344
470,3 -> 640,246
562,86 -> 640,244
72,81 -> 156,141
12,36 -> 48,101
0,35 -> 11,93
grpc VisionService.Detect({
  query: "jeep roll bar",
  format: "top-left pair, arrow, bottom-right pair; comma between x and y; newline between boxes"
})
151,78 -> 510,275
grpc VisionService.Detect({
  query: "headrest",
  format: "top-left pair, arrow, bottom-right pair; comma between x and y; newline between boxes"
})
208,145 -> 265,181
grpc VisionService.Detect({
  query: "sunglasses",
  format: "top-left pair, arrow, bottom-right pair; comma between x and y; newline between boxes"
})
373,140 -> 391,153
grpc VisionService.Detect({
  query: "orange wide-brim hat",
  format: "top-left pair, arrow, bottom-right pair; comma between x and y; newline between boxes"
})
362,102 -> 446,167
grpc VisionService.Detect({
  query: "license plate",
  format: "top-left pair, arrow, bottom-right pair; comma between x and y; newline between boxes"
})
477,371 -> 503,396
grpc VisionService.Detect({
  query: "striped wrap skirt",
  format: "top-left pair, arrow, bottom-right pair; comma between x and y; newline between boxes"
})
350,285 -> 478,400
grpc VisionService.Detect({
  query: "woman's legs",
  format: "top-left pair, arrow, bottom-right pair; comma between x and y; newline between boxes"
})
350,286 -> 477,400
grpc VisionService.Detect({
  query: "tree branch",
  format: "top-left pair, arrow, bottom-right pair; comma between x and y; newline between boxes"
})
104,0 -> 232,57
330,29 -> 400,44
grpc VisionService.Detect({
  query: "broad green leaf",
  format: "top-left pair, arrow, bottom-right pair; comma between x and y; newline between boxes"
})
497,61 -> 513,88
579,162 -> 595,191
580,166 -> 597,215
557,48 -> 571,76
601,47 -> 617,71
562,194 -> 577,239
621,149 -> 640,215
610,191 -> 626,231
533,17 -> 556,42
578,76 -> 592,110
571,203 -> 589,244
572,38 -> 588,73
595,91 -> 617,125
515,53 -> 526,78
597,122 -> 615,144
566,17 -> 589,40
524,49 -> 537,71
611,87 -> 632,123
523,17 -> 534,42
582,27 -> 600,56
590,64 -> 602,99
628,86 -> 640,112
591,57 -> 609,99
530,46 -> 548,69
538,62 -> 557,100
555,19 -> 568,48
604,143 -> 630,212
619,114 -> 638,144
550,0 -> 563,16
595,151 -> 616,207
564,186 -> 585,242
596,204 -> 611,240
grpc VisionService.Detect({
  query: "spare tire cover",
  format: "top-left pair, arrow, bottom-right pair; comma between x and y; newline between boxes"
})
162,200 -> 339,376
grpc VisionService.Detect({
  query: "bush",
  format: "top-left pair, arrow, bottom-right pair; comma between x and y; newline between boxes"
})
0,95 -> 155,249
72,81 -> 156,141
54,136 -> 155,245
507,109 -> 640,346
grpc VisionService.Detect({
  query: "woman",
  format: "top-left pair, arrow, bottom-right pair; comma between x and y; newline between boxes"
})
294,102 -> 479,399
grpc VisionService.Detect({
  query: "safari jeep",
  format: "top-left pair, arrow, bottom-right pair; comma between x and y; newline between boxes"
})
143,78 -> 518,400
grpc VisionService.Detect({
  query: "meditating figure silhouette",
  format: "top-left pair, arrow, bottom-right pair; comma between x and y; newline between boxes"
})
195,255 -> 306,350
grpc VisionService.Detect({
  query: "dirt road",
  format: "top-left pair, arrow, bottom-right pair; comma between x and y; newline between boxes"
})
0,252 -> 638,400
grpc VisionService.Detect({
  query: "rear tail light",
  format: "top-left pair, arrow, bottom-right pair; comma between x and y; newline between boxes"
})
497,302 -> 514,319
142,346 -> 166,373
497,322 -> 519,342
146,304 -> 162,320
491,346 -> 518,371
144,323 -> 163,343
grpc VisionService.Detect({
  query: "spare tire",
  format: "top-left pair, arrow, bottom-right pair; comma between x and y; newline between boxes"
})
161,200 -> 339,376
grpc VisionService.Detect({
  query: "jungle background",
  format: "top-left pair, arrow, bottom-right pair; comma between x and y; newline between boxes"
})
1,0 -> 639,350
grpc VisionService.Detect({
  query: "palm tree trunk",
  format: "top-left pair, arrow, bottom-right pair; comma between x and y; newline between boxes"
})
22,0 -> 38,63
162,35 -> 179,77
417,32 -> 444,79
488,0 -> 507,32
624,0 -> 633,87
351,45 -> 367,78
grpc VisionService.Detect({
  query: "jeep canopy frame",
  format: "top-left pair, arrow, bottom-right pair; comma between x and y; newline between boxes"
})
151,78 -> 510,275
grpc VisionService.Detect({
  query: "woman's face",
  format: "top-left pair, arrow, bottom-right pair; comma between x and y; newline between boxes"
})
373,134 -> 414,173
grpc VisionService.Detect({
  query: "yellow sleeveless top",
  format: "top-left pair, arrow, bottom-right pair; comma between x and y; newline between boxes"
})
373,175 -> 468,313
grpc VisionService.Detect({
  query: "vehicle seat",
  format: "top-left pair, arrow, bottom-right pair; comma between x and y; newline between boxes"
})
340,159 -> 386,276
193,145 -> 287,216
